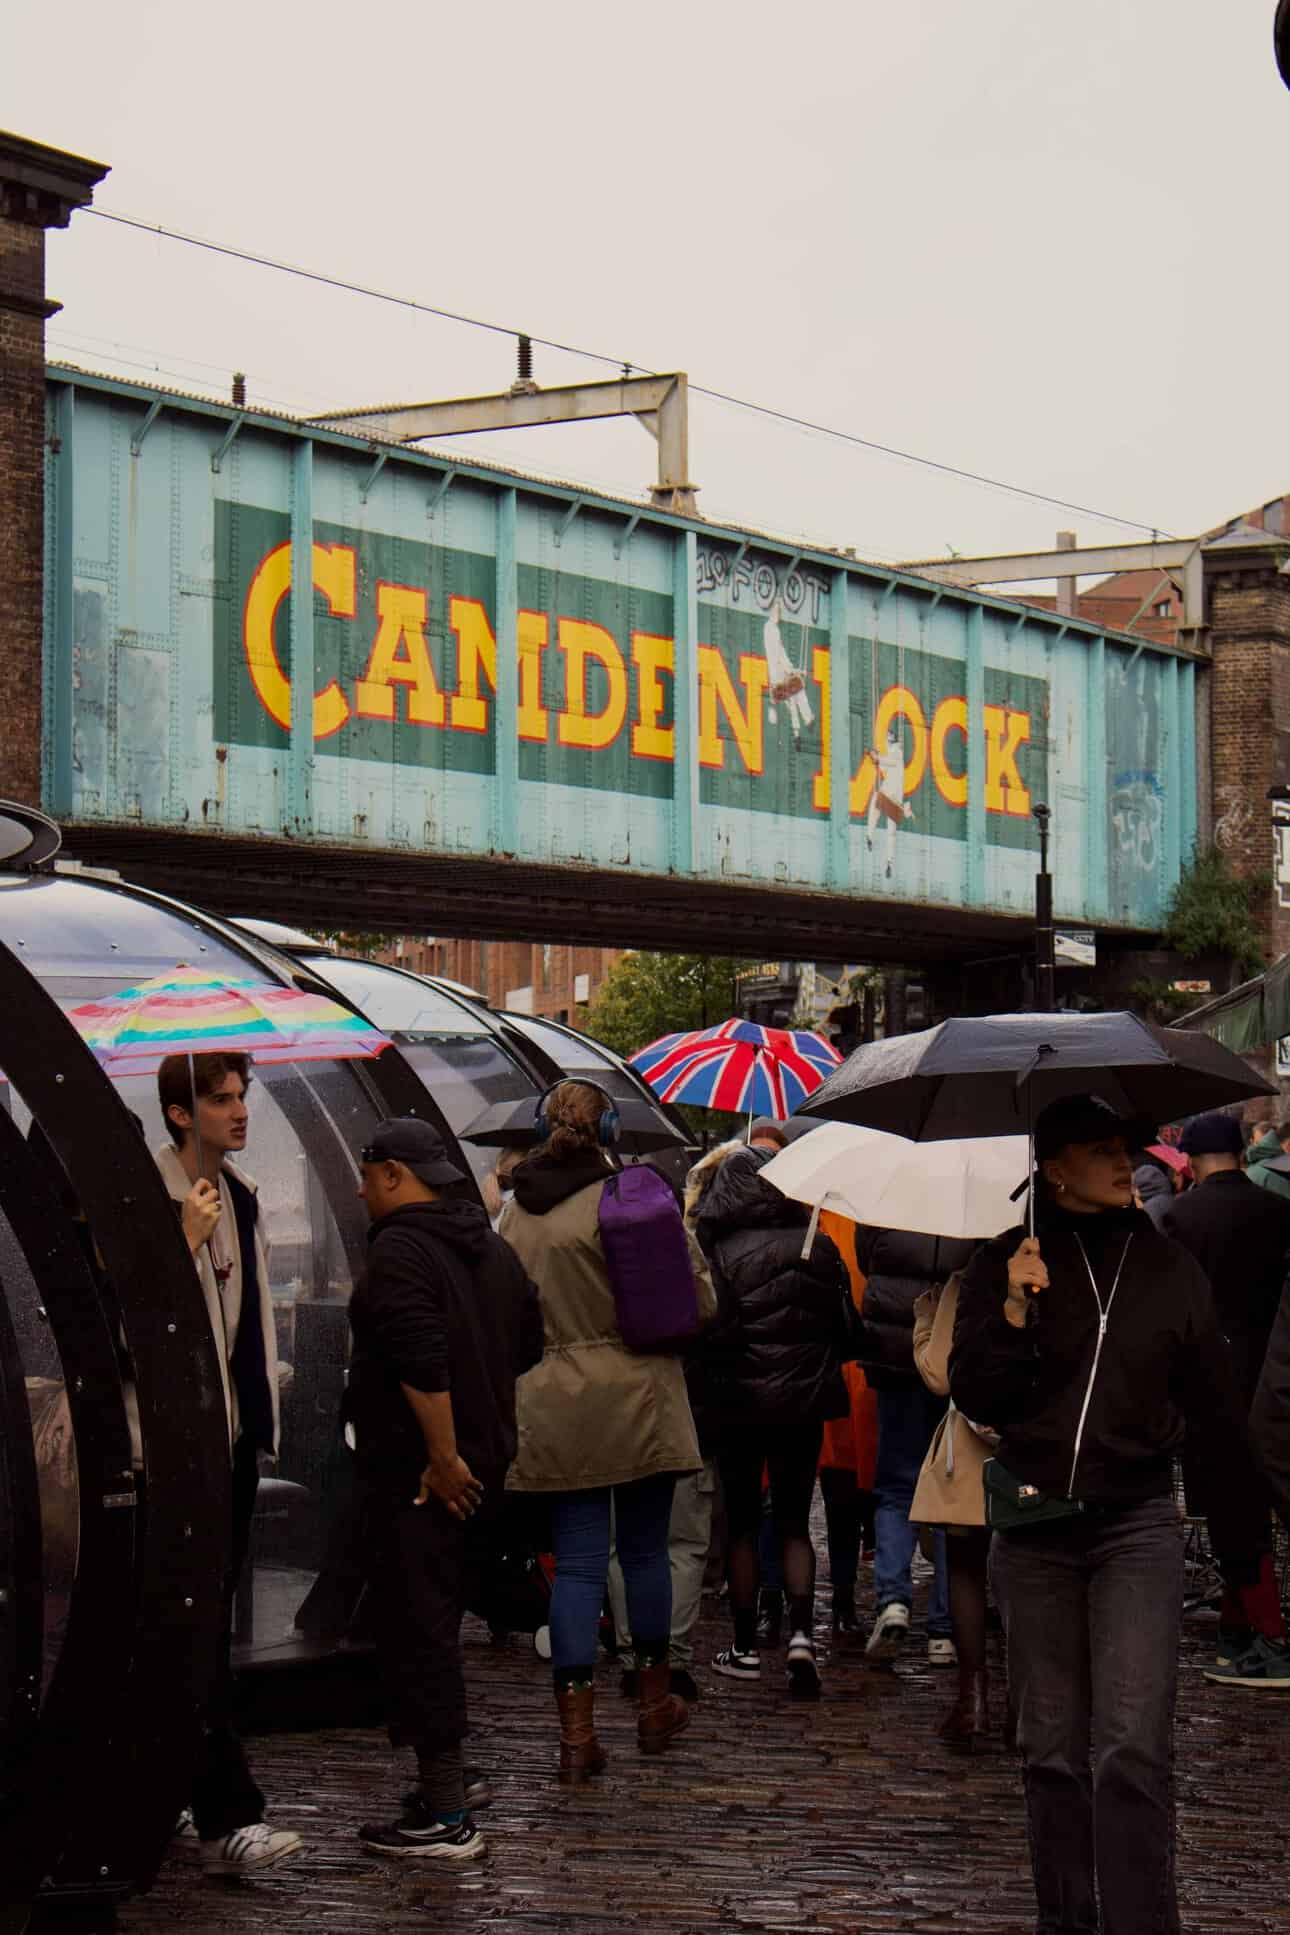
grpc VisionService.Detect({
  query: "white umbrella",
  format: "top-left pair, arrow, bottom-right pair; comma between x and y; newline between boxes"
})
761,1119 -> 1029,1245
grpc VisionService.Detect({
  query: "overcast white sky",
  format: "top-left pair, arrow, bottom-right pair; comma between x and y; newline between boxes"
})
6,0 -> 1288,568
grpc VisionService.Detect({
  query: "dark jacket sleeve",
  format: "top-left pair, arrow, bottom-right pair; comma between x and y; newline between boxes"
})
949,1228 -> 1038,1428
365,1227 -> 449,1393
1175,1255 -> 1265,1587
1251,1278 -> 1290,1531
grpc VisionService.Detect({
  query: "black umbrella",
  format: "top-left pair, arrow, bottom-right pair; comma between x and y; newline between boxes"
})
796,1010 -> 1274,1142
460,1093 -> 683,1154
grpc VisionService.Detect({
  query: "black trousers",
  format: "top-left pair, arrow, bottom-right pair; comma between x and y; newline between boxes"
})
191,1434 -> 265,1840
362,1472 -> 503,1759
992,1497 -> 1184,1935
719,1419 -> 823,1542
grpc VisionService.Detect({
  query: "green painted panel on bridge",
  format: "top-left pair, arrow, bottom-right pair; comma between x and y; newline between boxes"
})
47,371 -> 1197,934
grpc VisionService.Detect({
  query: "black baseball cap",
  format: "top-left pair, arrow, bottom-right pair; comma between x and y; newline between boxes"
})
361,1117 -> 466,1187
1178,1112 -> 1244,1158
1034,1094 -> 1154,1162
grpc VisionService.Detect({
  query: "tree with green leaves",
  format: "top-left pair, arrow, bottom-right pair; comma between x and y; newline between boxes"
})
1164,847 -> 1268,985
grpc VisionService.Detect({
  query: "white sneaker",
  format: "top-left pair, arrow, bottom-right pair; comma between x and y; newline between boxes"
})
786,1630 -> 821,1700
712,1645 -> 761,1681
928,1637 -> 958,1667
865,1601 -> 910,1664
200,1822 -> 303,1875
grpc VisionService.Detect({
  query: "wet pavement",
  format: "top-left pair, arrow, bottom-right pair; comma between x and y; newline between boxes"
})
116,1572 -> 1290,1935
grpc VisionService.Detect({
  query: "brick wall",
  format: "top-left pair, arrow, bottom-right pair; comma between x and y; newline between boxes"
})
0,214 -> 49,806
386,936 -> 622,1020
1207,557 -> 1290,958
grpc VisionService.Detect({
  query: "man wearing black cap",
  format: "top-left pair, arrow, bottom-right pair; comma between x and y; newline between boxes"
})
1163,1111 -> 1290,1685
347,1117 -> 543,1859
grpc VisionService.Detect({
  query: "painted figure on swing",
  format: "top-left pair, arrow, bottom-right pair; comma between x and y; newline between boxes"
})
760,600 -> 814,739
866,725 -> 915,876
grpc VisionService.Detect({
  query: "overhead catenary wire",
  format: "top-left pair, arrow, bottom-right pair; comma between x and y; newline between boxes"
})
82,205 -> 1174,538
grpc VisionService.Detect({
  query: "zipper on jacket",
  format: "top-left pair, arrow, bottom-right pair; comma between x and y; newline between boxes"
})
1066,1233 -> 1132,1499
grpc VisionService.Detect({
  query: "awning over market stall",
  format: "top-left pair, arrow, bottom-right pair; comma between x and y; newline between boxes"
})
1176,954 -> 1290,1052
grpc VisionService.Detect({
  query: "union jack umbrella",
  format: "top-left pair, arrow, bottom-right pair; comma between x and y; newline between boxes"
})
630,1019 -> 841,1117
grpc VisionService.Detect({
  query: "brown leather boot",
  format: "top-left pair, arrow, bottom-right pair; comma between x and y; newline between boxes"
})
939,1668 -> 990,1753
637,1660 -> 689,1755
555,1683 -> 607,1784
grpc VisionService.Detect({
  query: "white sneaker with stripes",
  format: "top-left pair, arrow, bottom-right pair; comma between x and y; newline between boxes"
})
199,1822 -> 303,1875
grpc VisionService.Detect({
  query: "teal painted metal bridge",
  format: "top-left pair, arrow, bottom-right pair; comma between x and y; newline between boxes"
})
41,366 -> 1198,958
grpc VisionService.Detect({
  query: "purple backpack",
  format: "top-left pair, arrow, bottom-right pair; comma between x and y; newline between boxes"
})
597,1166 -> 701,1353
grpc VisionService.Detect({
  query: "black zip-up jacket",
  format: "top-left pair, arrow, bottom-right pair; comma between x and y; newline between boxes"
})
347,1199 -> 543,1493
695,1146 -> 849,1425
950,1201 -> 1264,1575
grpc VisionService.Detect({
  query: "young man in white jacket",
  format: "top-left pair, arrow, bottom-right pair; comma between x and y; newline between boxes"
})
155,1052 -> 301,1877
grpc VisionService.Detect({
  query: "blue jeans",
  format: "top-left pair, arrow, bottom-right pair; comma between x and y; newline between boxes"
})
991,1497 -> 1184,1935
549,1474 -> 676,1672
874,1383 -> 951,1637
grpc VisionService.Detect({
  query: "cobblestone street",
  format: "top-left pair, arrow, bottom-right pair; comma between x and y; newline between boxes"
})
116,1578 -> 1290,1935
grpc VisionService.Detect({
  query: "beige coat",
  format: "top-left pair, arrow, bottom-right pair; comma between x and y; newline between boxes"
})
501,1172 -> 716,1493
155,1143 -> 281,1455
910,1273 -> 995,1528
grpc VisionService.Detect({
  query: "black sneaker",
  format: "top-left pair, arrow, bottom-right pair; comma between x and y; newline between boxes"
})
670,1668 -> 699,1702
360,1800 -> 484,1860
712,1645 -> 761,1682
619,1667 -> 639,1698
1203,1634 -> 1290,1689
400,1769 -> 492,1813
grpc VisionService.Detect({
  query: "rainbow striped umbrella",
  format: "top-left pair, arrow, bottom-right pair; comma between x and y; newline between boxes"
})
630,1019 -> 840,1117
67,964 -> 392,1076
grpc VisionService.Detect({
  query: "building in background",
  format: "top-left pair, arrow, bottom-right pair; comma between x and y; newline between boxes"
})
383,937 -> 623,1023
1018,493 -> 1290,644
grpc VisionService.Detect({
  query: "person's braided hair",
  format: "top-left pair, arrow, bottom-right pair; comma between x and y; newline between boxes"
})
542,1080 -> 610,1160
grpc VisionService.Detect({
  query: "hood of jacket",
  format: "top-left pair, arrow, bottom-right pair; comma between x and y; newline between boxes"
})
367,1196 -> 494,1260
695,1144 -> 806,1246
1132,1160 -> 1173,1207
510,1148 -> 614,1216
1249,1131 -> 1285,1168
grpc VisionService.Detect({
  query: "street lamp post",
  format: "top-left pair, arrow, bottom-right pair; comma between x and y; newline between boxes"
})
1033,803 -> 1056,1013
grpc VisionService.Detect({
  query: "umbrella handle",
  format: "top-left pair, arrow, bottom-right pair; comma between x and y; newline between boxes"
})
801,1200 -> 823,1261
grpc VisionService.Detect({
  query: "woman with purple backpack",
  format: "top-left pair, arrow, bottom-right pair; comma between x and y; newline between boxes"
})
501,1080 -> 716,1783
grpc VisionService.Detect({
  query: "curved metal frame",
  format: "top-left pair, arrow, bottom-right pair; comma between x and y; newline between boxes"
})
0,1191 -> 43,1918
0,1105 -> 138,1922
0,938 -> 229,1921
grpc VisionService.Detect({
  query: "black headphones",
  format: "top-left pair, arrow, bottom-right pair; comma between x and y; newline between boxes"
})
533,1078 -> 621,1149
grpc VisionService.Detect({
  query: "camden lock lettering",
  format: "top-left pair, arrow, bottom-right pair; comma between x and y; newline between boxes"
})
213,506 -> 1044,843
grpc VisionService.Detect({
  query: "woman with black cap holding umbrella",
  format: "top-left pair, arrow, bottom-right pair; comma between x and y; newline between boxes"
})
951,1092 -> 1265,1935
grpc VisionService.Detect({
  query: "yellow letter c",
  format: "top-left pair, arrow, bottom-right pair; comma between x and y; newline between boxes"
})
243,540 -> 355,740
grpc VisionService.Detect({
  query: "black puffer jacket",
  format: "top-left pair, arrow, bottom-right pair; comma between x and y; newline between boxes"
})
695,1145 -> 849,1425
853,1226 -> 979,1390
